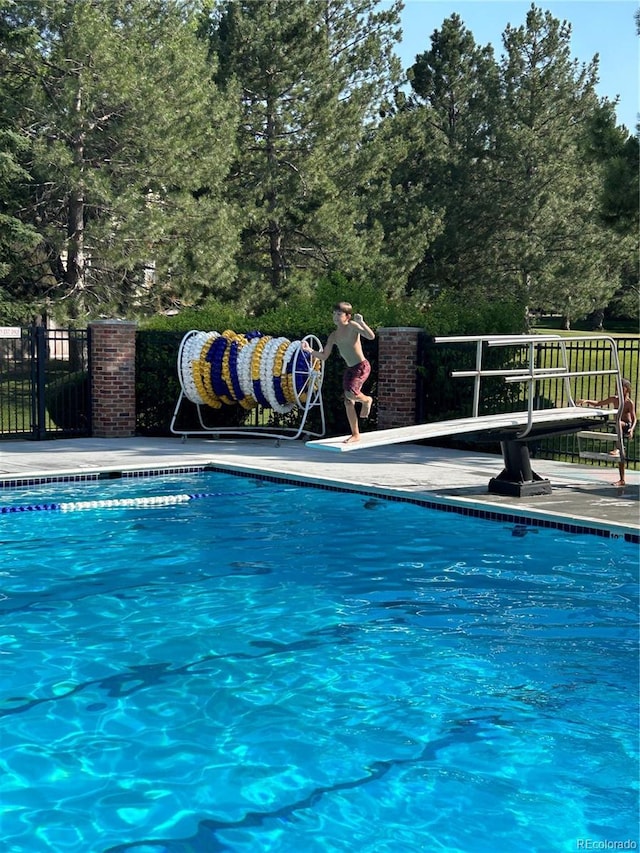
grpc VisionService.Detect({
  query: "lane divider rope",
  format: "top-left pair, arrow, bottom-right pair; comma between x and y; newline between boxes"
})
0,492 -> 245,514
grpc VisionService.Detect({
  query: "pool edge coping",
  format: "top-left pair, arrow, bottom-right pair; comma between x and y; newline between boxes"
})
1,460 -> 638,544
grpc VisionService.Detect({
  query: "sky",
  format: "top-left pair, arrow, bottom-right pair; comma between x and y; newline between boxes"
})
390,0 -> 639,132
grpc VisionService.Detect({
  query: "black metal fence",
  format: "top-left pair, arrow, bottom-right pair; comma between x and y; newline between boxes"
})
0,326 -> 91,440
3,324 -> 636,471
526,336 -> 638,466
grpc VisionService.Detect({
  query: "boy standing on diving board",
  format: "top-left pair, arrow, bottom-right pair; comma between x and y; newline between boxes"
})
303,302 -> 375,443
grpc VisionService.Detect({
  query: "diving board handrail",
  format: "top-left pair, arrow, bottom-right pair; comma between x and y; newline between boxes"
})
433,334 -> 563,344
504,368 -> 620,382
434,334 -> 562,417
433,333 -> 625,439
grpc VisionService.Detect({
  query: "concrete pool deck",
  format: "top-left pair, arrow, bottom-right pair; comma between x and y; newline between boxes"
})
0,435 -> 638,539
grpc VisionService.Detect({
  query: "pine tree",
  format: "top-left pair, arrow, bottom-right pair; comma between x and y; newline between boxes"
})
0,0 -> 41,314
403,13 -> 501,299
493,4 -> 620,326
1,0 -> 239,319
583,103 -> 639,323
204,0 -> 405,308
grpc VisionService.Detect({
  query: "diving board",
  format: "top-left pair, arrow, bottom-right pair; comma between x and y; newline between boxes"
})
305,332 -> 625,497
305,407 -> 611,453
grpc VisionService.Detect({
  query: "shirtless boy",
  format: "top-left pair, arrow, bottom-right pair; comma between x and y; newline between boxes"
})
303,302 -> 375,443
579,378 -> 637,486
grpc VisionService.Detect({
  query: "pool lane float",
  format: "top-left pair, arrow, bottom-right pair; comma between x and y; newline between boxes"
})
0,492 -> 247,513
177,330 -> 322,414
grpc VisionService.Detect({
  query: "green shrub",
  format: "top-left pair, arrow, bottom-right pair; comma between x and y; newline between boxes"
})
139,274 -> 526,340
421,291 -> 527,336
45,371 -> 89,431
141,300 -> 249,334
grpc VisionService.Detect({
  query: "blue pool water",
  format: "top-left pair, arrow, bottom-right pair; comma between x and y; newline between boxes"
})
0,471 -> 638,853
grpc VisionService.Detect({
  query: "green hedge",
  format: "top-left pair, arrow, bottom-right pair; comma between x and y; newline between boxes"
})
135,277 -> 526,436
141,273 -> 527,339
45,370 -> 90,431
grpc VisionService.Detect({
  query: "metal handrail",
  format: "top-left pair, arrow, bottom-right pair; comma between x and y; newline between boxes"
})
434,334 -> 625,442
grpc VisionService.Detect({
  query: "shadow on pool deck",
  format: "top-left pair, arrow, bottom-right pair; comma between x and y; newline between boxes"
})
0,436 -> 638,539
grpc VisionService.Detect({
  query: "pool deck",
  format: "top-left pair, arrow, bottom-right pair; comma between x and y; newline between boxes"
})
0,436 -> 638,539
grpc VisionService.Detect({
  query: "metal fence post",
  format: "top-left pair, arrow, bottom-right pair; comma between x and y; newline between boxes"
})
29,325 -> 47,440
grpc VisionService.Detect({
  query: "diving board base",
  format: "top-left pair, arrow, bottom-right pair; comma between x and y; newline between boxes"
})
488,473 -> 552,497
488,440 -> 552,497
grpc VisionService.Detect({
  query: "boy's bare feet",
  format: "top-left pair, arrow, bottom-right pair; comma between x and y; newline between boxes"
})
613,479 -> 625,486
343,434 -> 360,444
360,396 -> 372,418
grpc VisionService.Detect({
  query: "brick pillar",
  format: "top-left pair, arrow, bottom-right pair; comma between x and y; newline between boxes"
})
89,320 -> 137,438
376,327 -> 422,430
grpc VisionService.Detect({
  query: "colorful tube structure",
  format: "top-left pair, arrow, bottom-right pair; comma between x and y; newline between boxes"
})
177,330 -> 320,414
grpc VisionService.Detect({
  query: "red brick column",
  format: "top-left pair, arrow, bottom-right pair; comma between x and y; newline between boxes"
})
376,327 -> 422,430
89,320 -> 137,438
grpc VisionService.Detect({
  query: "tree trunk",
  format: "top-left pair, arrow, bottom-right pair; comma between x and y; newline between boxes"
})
588,308 -> 605,330
66,83 -> 86,317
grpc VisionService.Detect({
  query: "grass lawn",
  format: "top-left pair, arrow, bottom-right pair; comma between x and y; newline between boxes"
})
0,375 -> 32,435
532,315 -> 639,338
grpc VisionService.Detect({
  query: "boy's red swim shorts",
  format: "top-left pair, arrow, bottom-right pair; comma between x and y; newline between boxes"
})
343,359 -> 371,395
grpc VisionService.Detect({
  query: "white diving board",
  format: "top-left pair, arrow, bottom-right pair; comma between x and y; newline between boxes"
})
305,406 -> 611,453
305,332 -> 624,496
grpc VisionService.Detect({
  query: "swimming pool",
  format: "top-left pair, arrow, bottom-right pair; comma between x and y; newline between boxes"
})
1,471 -> 638,853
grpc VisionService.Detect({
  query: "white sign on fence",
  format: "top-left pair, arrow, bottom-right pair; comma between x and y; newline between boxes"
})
0,327 -> 21,339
